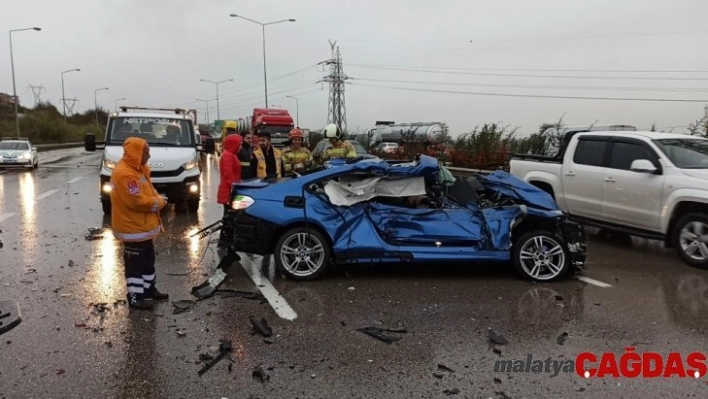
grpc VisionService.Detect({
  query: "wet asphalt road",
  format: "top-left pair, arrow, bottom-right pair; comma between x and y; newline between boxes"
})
1,148 -> 707,399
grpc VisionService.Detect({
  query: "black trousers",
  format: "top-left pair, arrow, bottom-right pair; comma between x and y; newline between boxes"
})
218,204 -> 234,247
123,239 -> 156,301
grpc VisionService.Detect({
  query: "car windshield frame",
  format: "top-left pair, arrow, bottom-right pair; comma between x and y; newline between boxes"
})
653,137 -> 708,169
106,116 -> 197,147
0,141 -> 30,151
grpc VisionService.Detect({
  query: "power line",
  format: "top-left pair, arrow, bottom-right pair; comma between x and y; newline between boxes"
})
353,77 -> 708,93
347,63 -> 708,74
352,82 -> 708,103
348,64 -> 708,81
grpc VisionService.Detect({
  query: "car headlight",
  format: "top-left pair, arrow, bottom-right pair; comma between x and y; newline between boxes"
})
103,159 -> 116,170
231,195 -> 254,210
183,156 -> 198,171
18,151 -> 31,159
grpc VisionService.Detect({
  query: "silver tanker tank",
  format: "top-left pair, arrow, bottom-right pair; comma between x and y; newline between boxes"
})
369,122 -> 448,146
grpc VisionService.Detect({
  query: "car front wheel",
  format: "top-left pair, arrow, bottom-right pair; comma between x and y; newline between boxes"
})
512,231 -> 570,281
274,227 -> 331,281
673,213 -> 708,269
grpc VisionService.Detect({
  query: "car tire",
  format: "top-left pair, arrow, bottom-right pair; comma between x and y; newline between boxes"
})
512,230 -> 570,281
187,199 -> 200,212
101,199 -> 111,214
672,213 -> 708,269
274,227 -> 331,281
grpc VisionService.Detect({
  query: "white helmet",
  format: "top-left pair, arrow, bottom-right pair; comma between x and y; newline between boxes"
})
323,123 -> 342,139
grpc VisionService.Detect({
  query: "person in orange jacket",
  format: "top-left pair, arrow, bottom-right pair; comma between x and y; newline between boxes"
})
110,137 -> 168,310
217,134 -> 243,250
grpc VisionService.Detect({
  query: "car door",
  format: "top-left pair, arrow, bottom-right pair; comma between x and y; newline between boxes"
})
561,136 -> 610,220
602,138 -> 664,231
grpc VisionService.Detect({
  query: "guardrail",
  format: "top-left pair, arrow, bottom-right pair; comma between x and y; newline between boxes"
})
35,142 -> 84,152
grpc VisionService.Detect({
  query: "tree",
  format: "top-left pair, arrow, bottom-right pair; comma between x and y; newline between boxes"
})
687,105 -> 708,138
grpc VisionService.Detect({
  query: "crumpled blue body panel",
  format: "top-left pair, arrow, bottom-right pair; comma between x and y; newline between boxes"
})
229,155 -> 579,265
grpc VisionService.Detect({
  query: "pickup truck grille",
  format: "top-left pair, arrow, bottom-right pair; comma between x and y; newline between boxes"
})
151,167 -> 185,178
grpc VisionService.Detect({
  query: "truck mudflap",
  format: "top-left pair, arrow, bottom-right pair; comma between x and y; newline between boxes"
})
556,217 -> 587,275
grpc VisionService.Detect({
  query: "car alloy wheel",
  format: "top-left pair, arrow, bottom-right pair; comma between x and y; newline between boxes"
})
513,231 -> 569,281
674,213 -> 708,269
275,228 -> 330,280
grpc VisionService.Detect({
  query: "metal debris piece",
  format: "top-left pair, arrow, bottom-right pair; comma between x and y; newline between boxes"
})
252,366 -> 270,383
488,329 -> 508,345
250,317 -> 273,337
557,332 -> 569,345
356,327 -> 407,344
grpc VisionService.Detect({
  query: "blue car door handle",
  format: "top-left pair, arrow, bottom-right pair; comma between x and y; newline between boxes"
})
284,196 -> 304,208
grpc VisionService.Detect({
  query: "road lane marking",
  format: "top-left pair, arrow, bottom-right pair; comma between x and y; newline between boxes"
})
67,176 -> 83,184
576,276 -> 612,288
35,189 -> 58,201
0,212 -> 16,223
239,253 -> 298,321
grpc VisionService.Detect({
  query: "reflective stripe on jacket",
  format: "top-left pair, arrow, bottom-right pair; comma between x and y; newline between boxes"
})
253,146 -> 283,179
110,137 -> 167,243
282,146 -> 313,174
324,140 -> 357,160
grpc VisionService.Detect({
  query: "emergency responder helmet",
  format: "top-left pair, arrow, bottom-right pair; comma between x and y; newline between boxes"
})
225,120 -> 237,131
323,123 -> 342,140
289,128 -> 304,139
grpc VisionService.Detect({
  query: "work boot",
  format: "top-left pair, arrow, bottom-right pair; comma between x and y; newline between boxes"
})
146,287 -> 169,301
127,293 -> 154,310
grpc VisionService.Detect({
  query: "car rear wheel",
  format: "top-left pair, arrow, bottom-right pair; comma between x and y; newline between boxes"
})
512,231 -> 570,281
274,227 -> 331,281
673,213 -> 708,269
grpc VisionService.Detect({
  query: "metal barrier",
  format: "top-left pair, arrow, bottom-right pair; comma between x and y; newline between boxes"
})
35,142 -> 84,152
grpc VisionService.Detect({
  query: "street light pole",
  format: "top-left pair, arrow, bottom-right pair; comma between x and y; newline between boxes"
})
94,87 -> 109,125
286,95 -> 299,127
9,27 -> 41,138
115,97 -> 126,111
200,79 -> 233,120
229,14 -> 295,108
195,98 -> 214,124
61,68 -> 81,121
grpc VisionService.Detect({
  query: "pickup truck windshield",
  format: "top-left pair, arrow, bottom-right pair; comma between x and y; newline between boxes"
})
653,138 -> 708,169
107,116 -> 195,147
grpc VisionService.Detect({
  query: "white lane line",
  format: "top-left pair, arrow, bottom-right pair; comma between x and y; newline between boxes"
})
0,212 -> 16,223
239,253 -> 298,321
576,276 -> 613,288
35,189 -> 58,201
67,176 -> 83,184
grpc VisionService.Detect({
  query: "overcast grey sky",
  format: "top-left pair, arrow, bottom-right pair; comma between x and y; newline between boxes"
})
3,0 -> 708,136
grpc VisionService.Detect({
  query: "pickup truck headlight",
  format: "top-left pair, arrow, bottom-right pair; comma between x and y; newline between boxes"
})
231,195 -> 254,210
183,156 -> 198,171
103,159 -> 116,170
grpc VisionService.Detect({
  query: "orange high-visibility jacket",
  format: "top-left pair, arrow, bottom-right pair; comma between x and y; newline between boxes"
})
109,137 -> 167,242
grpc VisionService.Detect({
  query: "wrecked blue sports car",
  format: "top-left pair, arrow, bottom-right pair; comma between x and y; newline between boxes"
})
222,155 -> 587,281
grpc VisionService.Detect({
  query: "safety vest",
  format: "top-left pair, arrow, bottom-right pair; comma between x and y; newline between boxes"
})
253,146 -> 283,179
282,146 -> 313,174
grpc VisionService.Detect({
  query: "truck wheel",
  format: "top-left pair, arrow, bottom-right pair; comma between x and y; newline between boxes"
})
187,199 -> 200,212
101,199 -> 111,214
672,213 -> 708,269
512,230 -> 570,281
274,227 -> 331,281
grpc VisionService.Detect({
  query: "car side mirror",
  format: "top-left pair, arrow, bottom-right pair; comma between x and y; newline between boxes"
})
630,159 -> 658,174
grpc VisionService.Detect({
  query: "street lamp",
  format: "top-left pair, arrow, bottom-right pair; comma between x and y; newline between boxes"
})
200,79 -> 233,121
9,27 -> 41,137
94,87 -> 109,125
195,98 -> 214,124
286,95 -> 299,127
229,14 -> 295,108
61,68 -> 81,120
115,97 -> 126,111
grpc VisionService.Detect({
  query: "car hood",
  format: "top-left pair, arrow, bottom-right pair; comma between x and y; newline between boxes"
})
104,145 -> 197,171
680,168 -> 708,181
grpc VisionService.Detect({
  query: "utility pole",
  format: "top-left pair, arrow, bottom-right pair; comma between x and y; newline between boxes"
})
61,68 -> 81,121
319,41 -> 348,135
94,87 -> 109,126
28,84 -> 45,106
195,98 -> 214,124
9,27 -> 41,137
63,98 -> 78,117
286,95 -> 299,127
200,79 -> 233,120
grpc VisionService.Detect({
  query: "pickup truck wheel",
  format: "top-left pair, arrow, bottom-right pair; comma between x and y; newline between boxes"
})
673,213 -> 708,269
513,231 -> 570,281
101,199 -> 111,214
274,228 -> 331,281
187,199 -> 200,212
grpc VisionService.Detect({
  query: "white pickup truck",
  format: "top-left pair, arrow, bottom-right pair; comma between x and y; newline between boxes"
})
509,130 -> 708,269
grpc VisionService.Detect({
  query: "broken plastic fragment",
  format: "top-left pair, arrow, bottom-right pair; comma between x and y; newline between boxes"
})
488,329 -> 508,345
356,327 -> 407,344
250,316 -> 273,337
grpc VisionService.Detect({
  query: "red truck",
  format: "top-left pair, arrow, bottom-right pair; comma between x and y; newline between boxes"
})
242,108 -> 295,148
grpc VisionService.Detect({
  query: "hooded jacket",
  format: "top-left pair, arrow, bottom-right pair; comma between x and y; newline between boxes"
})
218,134 -> 243,204
110,137 -> 167,242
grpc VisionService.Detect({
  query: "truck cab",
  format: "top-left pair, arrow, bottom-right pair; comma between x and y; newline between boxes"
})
84,106 -> 215,214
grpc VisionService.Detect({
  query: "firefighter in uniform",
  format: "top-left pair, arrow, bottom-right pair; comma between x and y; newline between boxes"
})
250,130 -> 285,179
282,128 -> 313,176
321,123 -> 357,161
110,137 -> 169,310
